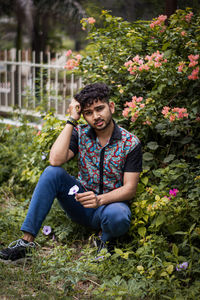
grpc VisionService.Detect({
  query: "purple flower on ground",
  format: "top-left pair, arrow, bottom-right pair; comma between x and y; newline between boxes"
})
42,225 -> 52,236
169,188 -> 179,197
68,185 -> 79,195
176,262 -> 188,271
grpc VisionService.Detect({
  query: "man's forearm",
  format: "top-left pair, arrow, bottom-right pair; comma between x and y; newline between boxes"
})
97,184 -> 137,206
49,123 -> 74,166
49,99 -> 81,166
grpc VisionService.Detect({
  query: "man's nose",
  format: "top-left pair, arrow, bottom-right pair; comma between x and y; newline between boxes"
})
93,111 -> 100,119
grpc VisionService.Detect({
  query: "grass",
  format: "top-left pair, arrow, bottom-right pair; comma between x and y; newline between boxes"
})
0,259 -> 65,299
0,183 -> 100,299
1,182 -> 200,300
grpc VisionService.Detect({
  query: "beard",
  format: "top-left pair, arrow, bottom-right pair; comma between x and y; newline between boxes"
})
92,114 -> 113,131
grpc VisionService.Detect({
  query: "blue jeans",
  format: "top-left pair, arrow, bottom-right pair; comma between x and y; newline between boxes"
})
21,166 -> 131,242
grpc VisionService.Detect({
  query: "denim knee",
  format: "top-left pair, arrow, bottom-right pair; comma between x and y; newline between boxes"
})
101,203 -> 131,238
43,165 -> 66,178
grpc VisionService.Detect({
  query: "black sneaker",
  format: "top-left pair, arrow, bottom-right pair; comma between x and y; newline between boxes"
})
93,237 -> 114,261
0,239 -> 36,262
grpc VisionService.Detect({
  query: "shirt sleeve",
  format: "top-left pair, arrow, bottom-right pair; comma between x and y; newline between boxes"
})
69,128 -> 78,155
123,143 -> 142,172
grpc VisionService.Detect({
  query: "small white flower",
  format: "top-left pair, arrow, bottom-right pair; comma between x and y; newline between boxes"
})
68,185 -> 79,195
41,154 -> 46,160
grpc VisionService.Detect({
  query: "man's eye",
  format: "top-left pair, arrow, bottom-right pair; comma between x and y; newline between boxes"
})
96,107 -> 104,111
85,111 -> 92,116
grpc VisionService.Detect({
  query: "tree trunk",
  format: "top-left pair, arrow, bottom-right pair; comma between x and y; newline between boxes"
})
165,0 -> 177,18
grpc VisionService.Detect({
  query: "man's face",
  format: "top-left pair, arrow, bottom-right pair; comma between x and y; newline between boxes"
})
82,100 -> 115,131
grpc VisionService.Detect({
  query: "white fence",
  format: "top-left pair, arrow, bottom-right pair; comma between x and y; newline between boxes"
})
0,49 -> 82,120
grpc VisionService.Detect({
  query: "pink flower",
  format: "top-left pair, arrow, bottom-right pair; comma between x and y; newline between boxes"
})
128,102 -> 136,108
162,106 -> 170,116
66,50 -> 72,57
122,107 -> 130,118
189,61 -> 198,67
88,17 -> 96,24
145,55 -> 153,61
143,120 -> 151,125
75,54 -> 82,61
169,115 -> 176,122
65,59 -> 79,70
188,54 -> 199,62
133,55 -> 141,63
178,62 -> 185,72
185,12 -> 193,23
132,96 -> 137,102
169,189 -> 179,197
155,53 -> 163,62
150,15 -> 167,28
136,97 -> 143,103
138,64 -> 150,71
138,65 -> 144,71
154,62 -> 162,68
158,15 -> 167,22
131,112 -> 139,122
188,67 -> 199,80
160,26 -> 166,33
181,31 -> 186,36
124,60 -> 132,67
37,130 -> 41,136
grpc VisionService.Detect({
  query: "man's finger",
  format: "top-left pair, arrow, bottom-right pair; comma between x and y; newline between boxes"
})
76,192 -> 94,199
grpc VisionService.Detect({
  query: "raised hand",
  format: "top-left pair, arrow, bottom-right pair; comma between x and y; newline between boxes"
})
68,98 -> 81,121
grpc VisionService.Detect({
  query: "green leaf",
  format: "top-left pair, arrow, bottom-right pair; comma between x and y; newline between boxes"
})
163,154 -> 175,163
166,265 -> 174,274
162,42 -> 171,51
155,214 -> 166,227
115,248 -> 124,256
138,226 -> 146,237
157,84 -> 166,94
180,137 -> 192,144
174,231 -> 187,235
141,176 -> 148,186
143,152 -> 154,161
147,141 -> 159,150
160,271 -> 168,277
172,244 -> 179,256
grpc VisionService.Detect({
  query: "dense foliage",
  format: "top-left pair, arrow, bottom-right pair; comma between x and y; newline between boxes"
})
1,8 -> 200,299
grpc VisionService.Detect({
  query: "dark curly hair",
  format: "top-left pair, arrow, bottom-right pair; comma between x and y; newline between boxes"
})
74,83 -> 110,110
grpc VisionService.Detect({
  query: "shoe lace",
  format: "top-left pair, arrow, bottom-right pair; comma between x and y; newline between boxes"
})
8,239 -> 36,249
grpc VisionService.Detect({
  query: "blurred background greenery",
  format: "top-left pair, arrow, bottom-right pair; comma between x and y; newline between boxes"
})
0,0 -> 200,59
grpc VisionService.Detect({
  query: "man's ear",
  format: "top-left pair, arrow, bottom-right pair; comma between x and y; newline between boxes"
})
109,101 -> 115,114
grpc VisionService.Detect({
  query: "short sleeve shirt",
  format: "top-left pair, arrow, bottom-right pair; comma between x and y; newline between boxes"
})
69,122 -> 142,194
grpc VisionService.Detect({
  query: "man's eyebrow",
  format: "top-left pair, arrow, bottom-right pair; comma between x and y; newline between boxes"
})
83,105 -> 105,113
82,108 -> 92,113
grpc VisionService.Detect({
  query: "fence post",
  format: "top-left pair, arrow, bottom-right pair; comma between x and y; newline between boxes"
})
0,49 -> 82,119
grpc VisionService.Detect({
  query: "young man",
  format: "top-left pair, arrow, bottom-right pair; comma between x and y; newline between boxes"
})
0,83 -> 142,262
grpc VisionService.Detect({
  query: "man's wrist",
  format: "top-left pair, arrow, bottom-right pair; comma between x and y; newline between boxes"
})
96,195 -> 102,207
66,116 -> 78,127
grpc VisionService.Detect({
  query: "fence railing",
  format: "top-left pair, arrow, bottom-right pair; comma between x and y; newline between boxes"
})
0,49 -> 82,120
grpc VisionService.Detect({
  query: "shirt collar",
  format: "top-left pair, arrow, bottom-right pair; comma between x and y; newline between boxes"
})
86,120 -> 122,141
